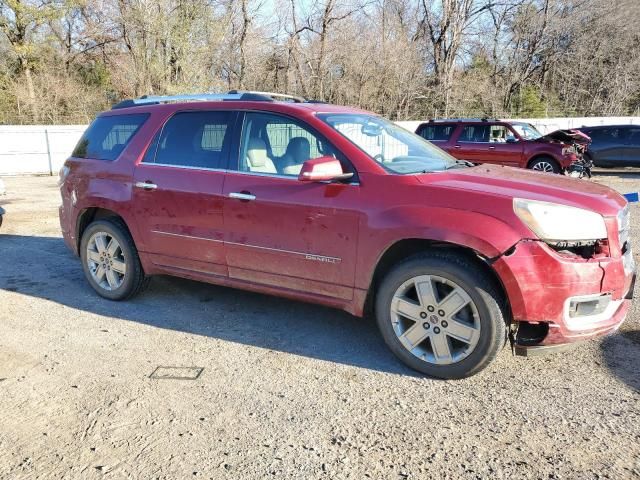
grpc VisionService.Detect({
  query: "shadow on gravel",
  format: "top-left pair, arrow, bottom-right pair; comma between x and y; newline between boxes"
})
600,332 -> 640,392
0,234 -> 418,376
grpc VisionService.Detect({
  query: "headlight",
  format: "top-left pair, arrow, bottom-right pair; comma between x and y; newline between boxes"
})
513,198 -> 607,242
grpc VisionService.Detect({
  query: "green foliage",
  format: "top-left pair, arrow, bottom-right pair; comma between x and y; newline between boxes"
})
76,61 -> 110,88
512,86 -> 547,117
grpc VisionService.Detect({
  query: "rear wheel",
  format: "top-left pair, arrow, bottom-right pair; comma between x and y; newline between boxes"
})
80,218 -> 149,300
375,252 -> 507,379
528,157 -> 560,174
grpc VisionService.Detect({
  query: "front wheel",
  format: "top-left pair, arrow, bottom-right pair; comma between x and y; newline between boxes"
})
375,252 -> 507,379
528,157 -> 560,174
80,218 -> 149,300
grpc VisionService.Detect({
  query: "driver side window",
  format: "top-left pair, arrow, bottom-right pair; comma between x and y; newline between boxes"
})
238,113 -> 335,176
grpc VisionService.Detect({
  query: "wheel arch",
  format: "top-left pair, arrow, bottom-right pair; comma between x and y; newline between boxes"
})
363,238 -> 511,321
76,207 -> 136,254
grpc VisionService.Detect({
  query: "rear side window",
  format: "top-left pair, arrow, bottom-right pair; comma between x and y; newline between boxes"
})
417,124 -> 455,141
587,128 -> 622,141
460,125 -> 490,143
147,111 -> 232,169
72,114 -> 149,160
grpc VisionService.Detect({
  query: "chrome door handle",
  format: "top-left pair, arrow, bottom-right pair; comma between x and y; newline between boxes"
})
489,146 -> 496,149
134,181 -> 158,190
454,145 -> 461,149
229,192 -> 256,201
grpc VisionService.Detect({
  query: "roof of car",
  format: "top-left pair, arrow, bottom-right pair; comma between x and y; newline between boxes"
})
418,118 -> 510,125
104,91 -> 370,117
105,101 -> 364,115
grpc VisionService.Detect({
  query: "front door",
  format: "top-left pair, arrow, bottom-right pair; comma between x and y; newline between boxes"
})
453,124 -> 523,166
589,127 -> 628,164
222,112 -> 360,300
483,124 -> 524,166
132,110 -> 236,276
623,127 -> 640,166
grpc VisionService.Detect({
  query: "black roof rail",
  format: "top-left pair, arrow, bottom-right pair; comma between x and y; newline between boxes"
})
111,90 -> 308,109
428,117 -> 498,123
228,90 -> 306,103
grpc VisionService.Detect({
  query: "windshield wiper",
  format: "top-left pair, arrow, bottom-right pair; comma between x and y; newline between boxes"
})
445,160 -> 474,170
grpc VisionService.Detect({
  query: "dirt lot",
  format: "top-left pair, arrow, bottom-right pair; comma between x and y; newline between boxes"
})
0,173 -> 638,479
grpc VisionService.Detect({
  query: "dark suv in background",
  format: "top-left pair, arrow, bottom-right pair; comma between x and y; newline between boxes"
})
579,125 -> 640,168
416,119 -> 581,173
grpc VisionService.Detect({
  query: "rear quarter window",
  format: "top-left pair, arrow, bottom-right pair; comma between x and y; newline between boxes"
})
417,124 -> 455,141
72,113 -> 149,161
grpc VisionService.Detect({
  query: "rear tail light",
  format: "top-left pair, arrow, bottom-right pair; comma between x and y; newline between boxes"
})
58,164 -> 70,186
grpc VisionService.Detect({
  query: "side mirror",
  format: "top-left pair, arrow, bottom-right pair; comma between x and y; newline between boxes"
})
298,156 -> 354,182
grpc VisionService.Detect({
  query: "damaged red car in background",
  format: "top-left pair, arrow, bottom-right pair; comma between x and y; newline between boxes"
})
416,119 -> 592,177
543,128 -> 593,178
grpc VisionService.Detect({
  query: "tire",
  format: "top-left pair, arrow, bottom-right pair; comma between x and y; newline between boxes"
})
528,157 -> 560,174
80,218 -> 149,300
375,251 -> 507,379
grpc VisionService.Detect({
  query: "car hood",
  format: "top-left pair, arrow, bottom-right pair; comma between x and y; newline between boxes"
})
416,164 -> 626,217
537,129 -> 591,145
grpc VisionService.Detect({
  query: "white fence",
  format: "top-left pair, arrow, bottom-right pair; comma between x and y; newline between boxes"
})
0,125 -> 87,175
2,116 -> 640,175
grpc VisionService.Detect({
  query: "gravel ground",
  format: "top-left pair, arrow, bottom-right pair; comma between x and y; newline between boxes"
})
0,173 -> 638,480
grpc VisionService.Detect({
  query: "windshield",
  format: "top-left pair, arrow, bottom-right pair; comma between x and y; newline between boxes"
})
511,123 -> 542,140
318,113 -> 460,174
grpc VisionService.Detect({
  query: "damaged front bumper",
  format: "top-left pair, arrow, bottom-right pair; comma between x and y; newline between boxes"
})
492,239 -> 636,354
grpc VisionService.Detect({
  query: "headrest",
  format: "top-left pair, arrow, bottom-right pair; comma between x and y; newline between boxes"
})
286,136 -> 311,163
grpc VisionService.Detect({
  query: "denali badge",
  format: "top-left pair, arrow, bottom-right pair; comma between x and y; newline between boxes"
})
305,254 -> 340,264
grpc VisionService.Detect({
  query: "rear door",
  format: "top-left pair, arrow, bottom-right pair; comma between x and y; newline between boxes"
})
416,123 -> 456,151
623,127 -> 640,166
450,124 -> 489,162
132,110 -> 237,276
222,111 -> 360,300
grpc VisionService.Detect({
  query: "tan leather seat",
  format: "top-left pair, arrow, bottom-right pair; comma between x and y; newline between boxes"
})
246,138 -> 277,173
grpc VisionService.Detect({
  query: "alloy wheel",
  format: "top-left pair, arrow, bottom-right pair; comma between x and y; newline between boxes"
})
390,275 -> 481,365
531,161 -> 554,172
86,232 -> 127,291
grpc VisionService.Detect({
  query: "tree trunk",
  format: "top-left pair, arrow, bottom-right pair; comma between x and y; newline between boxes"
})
23,62 -> 38,123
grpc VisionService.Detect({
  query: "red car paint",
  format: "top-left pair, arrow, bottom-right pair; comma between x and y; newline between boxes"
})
415,120 -> 579,170
59,100 -> 635,353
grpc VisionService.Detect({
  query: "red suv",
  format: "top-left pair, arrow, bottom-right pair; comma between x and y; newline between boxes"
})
59,92 -> 636,379
416,119 -> 580,173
